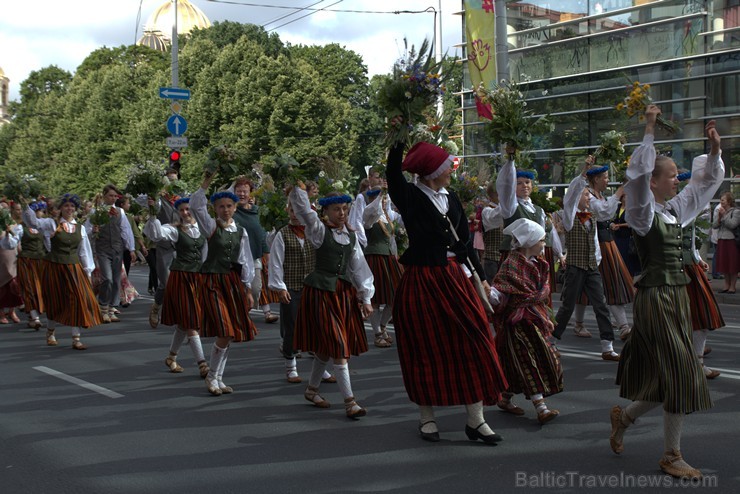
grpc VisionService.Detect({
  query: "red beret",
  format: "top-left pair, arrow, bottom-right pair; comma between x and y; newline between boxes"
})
402,142 -> 451,178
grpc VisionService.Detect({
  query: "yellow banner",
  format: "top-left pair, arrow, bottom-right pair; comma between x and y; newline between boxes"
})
465,0 -> 497,90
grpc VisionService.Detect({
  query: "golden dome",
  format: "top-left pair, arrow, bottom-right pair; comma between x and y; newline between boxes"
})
137,30 -> 170,52
146,0 -> 211,40
0,66 -> 5,78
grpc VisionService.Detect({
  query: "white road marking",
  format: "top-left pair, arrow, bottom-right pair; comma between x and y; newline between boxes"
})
33,366 -> 124,399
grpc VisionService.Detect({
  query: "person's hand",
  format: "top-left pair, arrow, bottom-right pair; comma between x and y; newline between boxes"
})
610,223 -> 620,231
482,280 -> 491,293
360,303 -> 373,320
130,251 -> 137,263
615,185 -> 625,200
645,104 -> 661,128
582,155 -> 594,177
201,170 -> 215,189
705,119 -> 721,155
559,255 -> 567,268
140,246 -> 148,258
505,143 -> 516,158
698,259 -> 709,272
278,290 -> 291,305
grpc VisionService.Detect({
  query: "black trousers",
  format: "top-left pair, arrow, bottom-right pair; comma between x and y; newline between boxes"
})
553,265 -> 613,341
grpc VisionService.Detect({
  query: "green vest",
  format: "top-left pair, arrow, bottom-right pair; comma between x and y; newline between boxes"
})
303,227 -> 355,292
364,222 -> 393,256
48,224 -> 81,265
201,226 -> 243,274
501,202 -> 544,252
634,213 -> 688,287
681,223 -> 696,267
171,227 -> 205,273
20,225 -> 47,260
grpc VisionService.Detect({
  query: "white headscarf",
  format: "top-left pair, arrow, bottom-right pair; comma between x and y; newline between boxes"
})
504,218 -> 546,249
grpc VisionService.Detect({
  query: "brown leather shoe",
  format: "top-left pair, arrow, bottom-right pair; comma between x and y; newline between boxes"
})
537,409 -> 559,424
659,450 -> 702,480
497,399 -> 525,416
305,386 -> 331,408
602,352 -> 620,362
705,368 -> 721,379
72,337 -> 87,351
265,313 -> 279,324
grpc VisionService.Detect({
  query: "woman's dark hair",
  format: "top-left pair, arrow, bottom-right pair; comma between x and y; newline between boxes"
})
103,184 -> 122,196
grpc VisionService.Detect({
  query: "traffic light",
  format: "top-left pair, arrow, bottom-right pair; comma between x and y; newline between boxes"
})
168,149 -> 181,171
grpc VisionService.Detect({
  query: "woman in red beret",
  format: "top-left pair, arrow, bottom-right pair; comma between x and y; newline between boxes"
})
386,140 -> 508,444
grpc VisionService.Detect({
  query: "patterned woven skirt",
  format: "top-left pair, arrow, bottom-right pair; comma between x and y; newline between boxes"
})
42,261 -> 103,328
685,263 -> 725,331
366,254 -> 403,306
161,270 -> 203,330
392,261 -> 508,406
200,271 -> 257,342
616,285 -> 712,414
18,257 -> 45,314
579,240 -> 635,306
294,280 -> 368,359
258,255 -> 282,305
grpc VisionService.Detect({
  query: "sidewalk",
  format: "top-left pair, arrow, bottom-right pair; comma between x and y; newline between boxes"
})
708,275 -> 740,306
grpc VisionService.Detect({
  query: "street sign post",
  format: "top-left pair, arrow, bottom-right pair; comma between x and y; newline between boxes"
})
166,115 -> 188,136
166,136 -> 188,149
159,87 -> 191,100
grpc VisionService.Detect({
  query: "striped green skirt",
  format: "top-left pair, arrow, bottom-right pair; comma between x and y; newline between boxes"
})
616,285 -> 712,414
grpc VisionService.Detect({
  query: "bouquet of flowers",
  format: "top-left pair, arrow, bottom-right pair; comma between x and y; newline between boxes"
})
475,79 -> 553,154
125,162 -> 168,199
377,38 -> 447,148
3,172 -> 44,202
203,145 -> 243,177
450,172 -> 483,216
88,205 -> 114,228
164,179 -> 187,198
409,122 -> 460,156
252,175 -> 289,232
594,130 -> 627,164
393,221 -> 409,256
315,170 -> 351,197
0,207 -> 13,232
615,81 -> 681,134
263,154 -> 305,189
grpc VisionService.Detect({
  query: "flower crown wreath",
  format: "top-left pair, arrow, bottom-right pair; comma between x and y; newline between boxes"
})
317,195 -> 353,207
59,193 -> 81,208
173,197 -> 190,209
210,191 -> 239,204
586,165 -> 610,176
516,170 -> 536,180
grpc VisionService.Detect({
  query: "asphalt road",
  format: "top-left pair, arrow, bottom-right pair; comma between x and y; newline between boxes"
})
1,265 -> 738,494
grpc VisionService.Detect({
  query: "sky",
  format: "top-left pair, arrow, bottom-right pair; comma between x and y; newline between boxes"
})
0,0 -> 464,102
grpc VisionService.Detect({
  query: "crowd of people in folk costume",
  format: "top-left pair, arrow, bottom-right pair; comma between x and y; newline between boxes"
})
0,105 -> 736,480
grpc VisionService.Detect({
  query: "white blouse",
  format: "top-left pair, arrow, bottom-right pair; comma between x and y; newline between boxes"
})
143,217 -> 207,263
23,206 -> 95,275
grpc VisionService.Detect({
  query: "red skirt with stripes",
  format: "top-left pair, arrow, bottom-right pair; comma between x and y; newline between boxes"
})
258,255 -> 282,305
200,271 -> 257,342
579,240 -> 635,305
42,261 -> 103,328
294,280 -> 368,359
161,270 -> 203,330
17,257 -> 45,314
685,263 -> 725,331
366,254 -> 403,306
392,261 -> 508,406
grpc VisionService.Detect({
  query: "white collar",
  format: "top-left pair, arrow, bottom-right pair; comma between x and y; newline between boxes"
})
416,182 -> 449,197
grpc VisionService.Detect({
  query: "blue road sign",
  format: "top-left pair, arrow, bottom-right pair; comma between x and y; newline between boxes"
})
166,115 -> 188,136
159,87 -> 191,100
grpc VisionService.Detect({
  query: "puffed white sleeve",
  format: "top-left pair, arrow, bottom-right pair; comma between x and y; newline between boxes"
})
348,193 -> 368,248
238,228 -> 255,288
78,225 -> 96,276
0,228 -> 20,249
268,231 -> 287,292
190,187 -> 217,236
668,153 -> 725,227
143,217 -> 179,243
118,208 -> 135,251
289,187 -> 325,249
481,205 -> 503,231
23,206 -> 56,234
348,238 -> 375,304
589,193 -> 621,221
562,175 -> 588,232
496,158 -> 518,219
624,134 -> 657,236
362,193 -> 382,229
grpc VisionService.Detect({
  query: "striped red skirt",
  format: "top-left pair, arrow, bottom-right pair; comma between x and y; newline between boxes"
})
392,261 -> 508,406
161,270 -> 203,330
685,263 -> 725,331
579,240 -> 635,305
294,280 -> 368,359
17,257 -> 45,314
42,261 -> 102,328
366,254 -> 403,306
258,255 -> 282,305
200,271 -> 257,342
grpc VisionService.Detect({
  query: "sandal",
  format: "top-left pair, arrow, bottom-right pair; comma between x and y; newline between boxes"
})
533,398 -> 559,424
374,334 -> 392,348
497,398 -> 525,416
206,376 -> 222,396
71,336 -> 87,351
609,405 -> 633,454
198,361 -> 210,379
165,356 -> 183,373
573,323 -> 592,338
659,450 -> 702,480
46,330 -> 58,346
344,397 -> 367,419
304,385 -> 331,408
380,326 -> 393,344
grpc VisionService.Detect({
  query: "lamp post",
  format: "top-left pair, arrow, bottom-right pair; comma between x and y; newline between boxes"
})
171,0 -> 179,87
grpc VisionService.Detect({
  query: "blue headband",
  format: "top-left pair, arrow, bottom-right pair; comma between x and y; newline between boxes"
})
677,171 -> 691,182
318,195 -> 353,207
59,193 -> 81,208
365,189 -> 381,198
30,201 -> 47,211
586,165 -> 609,176
173,197 -> 190,209
210,191 -> 239,204
516,171 -> 535,180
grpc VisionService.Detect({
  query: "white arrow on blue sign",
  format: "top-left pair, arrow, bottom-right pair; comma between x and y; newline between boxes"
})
166,115 -> 188,136
159,87 -> 191,100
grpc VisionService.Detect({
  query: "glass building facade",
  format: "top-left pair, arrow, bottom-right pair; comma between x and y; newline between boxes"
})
459,0 -> 739,191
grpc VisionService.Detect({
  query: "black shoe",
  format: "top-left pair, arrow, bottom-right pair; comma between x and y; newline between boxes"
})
465,423 -> 503,445
419,421 -> 440,442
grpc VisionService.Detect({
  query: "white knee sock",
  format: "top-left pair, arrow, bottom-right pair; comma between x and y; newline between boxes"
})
333,362 -> 353,399
169,329 -> 187,356
285,357 -> 298,377
608,304 -> 628,328
217,346 -> 229,382
663,411 -> 685,452
465,401 -> 493,435
380,305 -> 393,326
261,304 -> 271,315
574,304 -> 586,323
419,405 -> 437,433
624,400 -> 661,423
30,310 -> 39,320
600,339 -> 615,353
188,334 -> 206,363
692,329 -> 707,358
368,310 -> 381,334
72,327 -> 81,337
207,344 -> 227,381
308,357 -> 328,388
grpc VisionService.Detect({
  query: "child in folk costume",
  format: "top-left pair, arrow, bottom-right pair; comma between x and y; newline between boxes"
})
551,160 -> 619,360
612,107 -> 723,480
191,172 -> 257,396
19,201 -> 49,329
288,184 -> 374,419
0,204 -> 24,324
489,218 -> 563,424
577,158 -> 635,341
362,187 -> 403,348
387,141 -> 508,444
480,183 -> 504,283
23,194 -> 102,349
144,197 -> 210,379
676,171 -> 724,380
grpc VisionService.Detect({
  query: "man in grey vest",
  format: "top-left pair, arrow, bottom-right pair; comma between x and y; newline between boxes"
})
149,168 -> 180,328
87,184 -> 136,323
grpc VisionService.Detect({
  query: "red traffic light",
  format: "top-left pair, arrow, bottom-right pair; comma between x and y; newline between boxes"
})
169,150 -> 181,161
